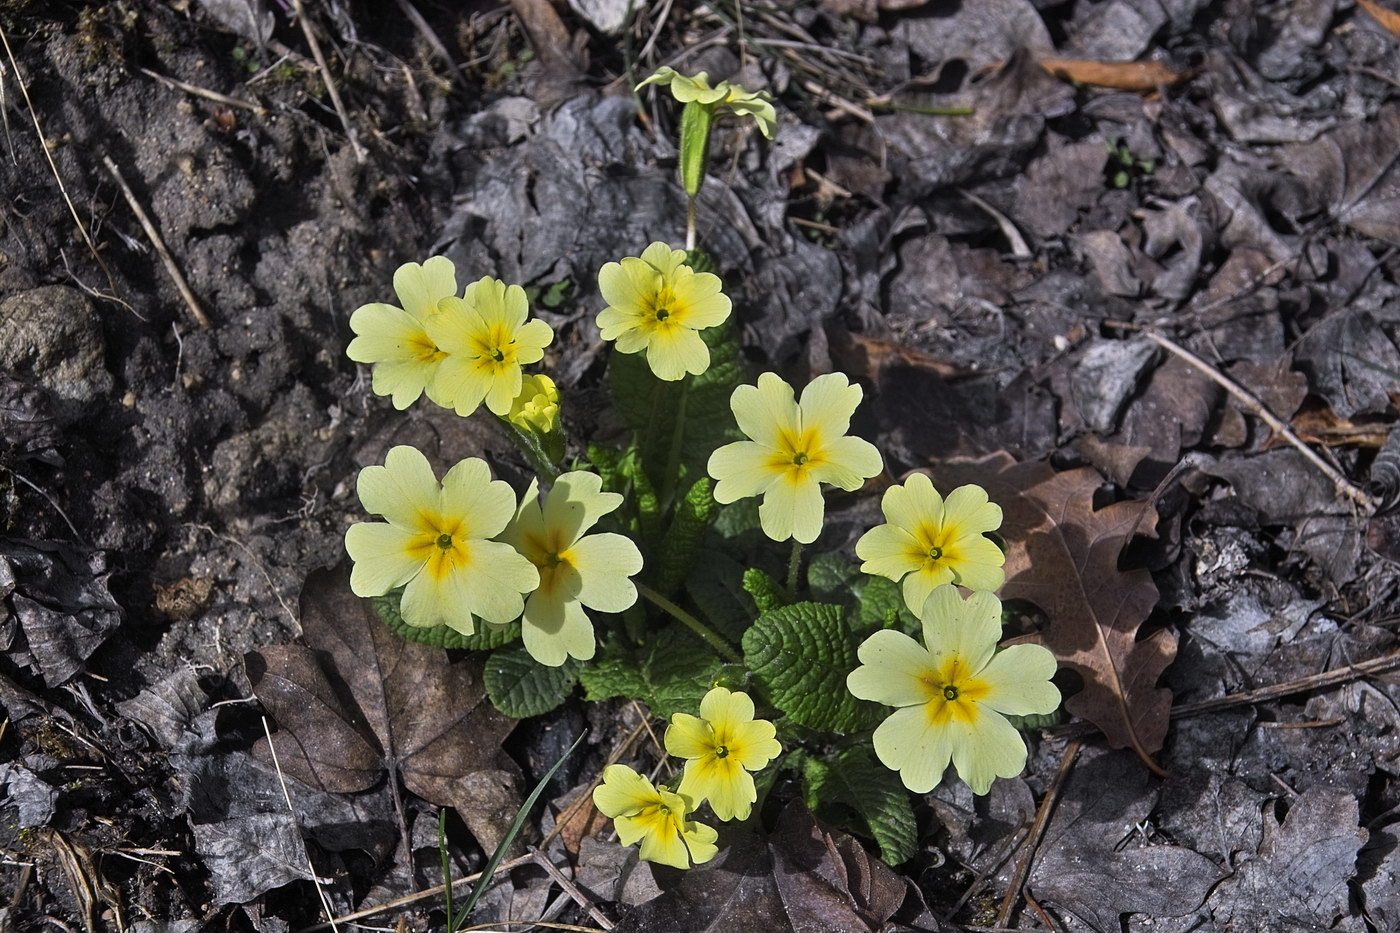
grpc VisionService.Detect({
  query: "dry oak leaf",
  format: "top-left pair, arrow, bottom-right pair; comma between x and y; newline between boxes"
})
245,566 -> 522,852
931,453 -> 1173,770
1358,0 -> 1400,40
1037,58 -> 1193,91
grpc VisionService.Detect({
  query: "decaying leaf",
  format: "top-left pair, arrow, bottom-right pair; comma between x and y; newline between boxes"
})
612,803 -> 940,932
1037,58 -> 1193,91
1205,787 -> 1368,932
932,453 -> 1173,766
1028,748 -> 1223,932
246,566 -> 522,852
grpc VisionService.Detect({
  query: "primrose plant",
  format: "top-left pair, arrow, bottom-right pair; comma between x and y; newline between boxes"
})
341,69 -> 1060,872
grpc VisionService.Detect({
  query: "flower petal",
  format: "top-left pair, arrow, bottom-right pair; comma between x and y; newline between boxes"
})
808,435 -> 882,491
855,523 -> 922,582
522,594 -> 596,666
731,719 -> 781,771
708,441 -> 781,503
515,318 -> 555,361
544,471 -> 624,542
453,540 -> 539,624
942,485 -> 1003,535
345,523 -> 424,596
639,241 -> 686,276
699,686 -> 755,728
759,472 -> 825,544
593,764 -> 659,817
797,373 -> 863,444
730,372 -> 798,451
568,533 -> 642,611
399,557 -> 476,632
393,256 -> 457,319
948,709 -> 1027,795
683,821 -> 719,865
921,587 -> 1002,676
665,713 -> 714,760
883,472 -> 944,532
902,565 -> 955,618
848,629 -> 936,707
440,459 -> 516,537
944,534 -> 1006,592
356,445 -> 439,529
871,704 -> 953,794
646,326 -> 709,381
976,644 -> 1060,716
637,820 -> 691,868
681,755 -> 755,821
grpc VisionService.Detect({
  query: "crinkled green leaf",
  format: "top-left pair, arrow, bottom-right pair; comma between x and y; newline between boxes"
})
802,745 -> 918,867
373,590 -> 520,650
579,626 -> 723,720
712,497 -> 762,541
742,568 -> 788,613
742,602 -> 882,733
657,478 -> 717,595
483,646 -> 578,719
1004,709 -> 1065,730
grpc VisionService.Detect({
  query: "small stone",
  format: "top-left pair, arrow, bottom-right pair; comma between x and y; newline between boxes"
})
0,286 -> 114,423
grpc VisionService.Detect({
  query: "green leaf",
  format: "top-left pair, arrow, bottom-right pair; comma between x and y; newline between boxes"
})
741,568 -> 788,613
483,646 -> 579,719
579,626 -> 723,720
742,602 -> 883,733
587,443 -> 626,493
657,478 -> 717,595
373,590 -> 520,650
712,497 -> 762,542
684,550 -> 753,642
803,745 -> 918,866
805,552 -> 918,635
608,321 -> 746,486
621,449 -> 662,541
678,100 -> 714,198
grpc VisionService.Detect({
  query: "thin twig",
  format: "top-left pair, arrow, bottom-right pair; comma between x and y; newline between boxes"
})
529,848 -> 615,931
1172,647 -> 1400,719
263,717 -> 339,931
1141,329 -> 1376,510
299,854 -> 535,932
6,470 -> 84,543
391,0 -> 469,92
139,67 -> 262,112
290,0 -> 365,163
100,156 -> 211,330
995,740 -> 1081,927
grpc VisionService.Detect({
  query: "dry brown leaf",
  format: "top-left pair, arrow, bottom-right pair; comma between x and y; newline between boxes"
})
1037,58 -> 1193,91
246,566 -> 522,852
932,453 -> 1173,771
1358,0 -> 1400,39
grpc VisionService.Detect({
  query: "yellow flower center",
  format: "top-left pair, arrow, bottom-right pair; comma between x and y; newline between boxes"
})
491,347 -> 505,362
920,657 -> 990,726
655,306 -> 671,321
436,533 -> 454,550
792,452 -> 809,465
714,744 -> 729,759
928,546 -> 943,561
408,332 -> 446,364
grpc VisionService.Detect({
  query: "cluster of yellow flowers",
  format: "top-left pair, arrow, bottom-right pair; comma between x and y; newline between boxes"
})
342,67 -> 1064,860
345,448 -> 641,667
592,687 -> 781,868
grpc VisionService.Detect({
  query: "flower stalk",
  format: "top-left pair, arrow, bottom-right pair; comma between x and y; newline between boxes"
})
636,581 -> 741,664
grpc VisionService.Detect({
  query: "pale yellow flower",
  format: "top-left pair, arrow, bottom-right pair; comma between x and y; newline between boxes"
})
856,474 -> 1006,616
665,687 -> 781,821
427,276 -> 555,417
707,372 -> 883,544
500,471 -> 643,667
592,765 -> 718,869
847,586 -> 1058,794
596,242 -> 731,381
346,257 -> 457,409
344,445 -> 538,634
637,67 -> 777,138
507,373 -> 560,434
